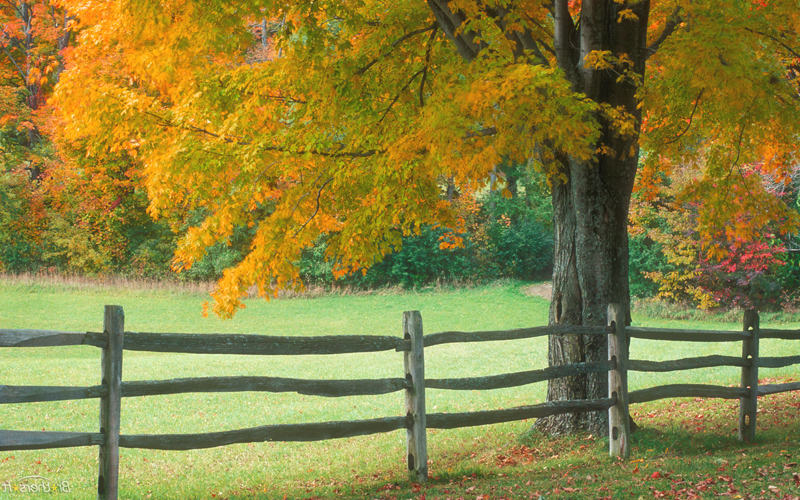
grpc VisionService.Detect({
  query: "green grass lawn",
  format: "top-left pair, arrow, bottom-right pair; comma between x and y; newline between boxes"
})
1,278 -> 799,499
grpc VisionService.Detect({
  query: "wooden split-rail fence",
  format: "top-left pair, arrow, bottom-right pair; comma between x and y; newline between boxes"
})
2,305 -> 800,499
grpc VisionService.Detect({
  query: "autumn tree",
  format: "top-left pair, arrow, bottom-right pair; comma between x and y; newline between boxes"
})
54,0 -> 800,434
631,160 -> 797,310
0,1 -> 72,271
1,0 -> 71,165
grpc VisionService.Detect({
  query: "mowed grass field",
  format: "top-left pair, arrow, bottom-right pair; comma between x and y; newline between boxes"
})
1,278 -> 799,499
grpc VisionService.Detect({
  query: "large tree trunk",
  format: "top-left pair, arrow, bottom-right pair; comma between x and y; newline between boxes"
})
540,152 -> 636,434
537,0 -> 649,435
429,0 -> 651,434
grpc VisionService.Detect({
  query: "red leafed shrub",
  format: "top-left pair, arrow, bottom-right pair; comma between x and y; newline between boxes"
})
694,239 -> 786,310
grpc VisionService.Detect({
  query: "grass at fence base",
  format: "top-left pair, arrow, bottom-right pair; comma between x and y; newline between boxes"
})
2,279 -> 800,499
278,389 -> 799,500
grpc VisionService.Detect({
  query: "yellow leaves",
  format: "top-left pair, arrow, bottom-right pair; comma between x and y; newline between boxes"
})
56,1 -> 508,316
646,268 -> 719,310
634,155 -> 673,201
26,67 -> 43,86
617,9 -> 639,23
682,170 -> 800,253
704,243 -> 728,262
43,0 -> 800,318
600,103 -> 638,141
583,50 -> 641,89
632,148 -> 800,310
421,62 -> 599,182
583,51 -> 616,71
438,232 -> 464,250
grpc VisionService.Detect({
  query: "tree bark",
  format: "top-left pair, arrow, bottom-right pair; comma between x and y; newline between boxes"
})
538,0 -> 649,435
542,152 -> 636,434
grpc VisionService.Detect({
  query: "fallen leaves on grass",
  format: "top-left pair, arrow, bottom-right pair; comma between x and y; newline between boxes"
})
495,445 -> 539,467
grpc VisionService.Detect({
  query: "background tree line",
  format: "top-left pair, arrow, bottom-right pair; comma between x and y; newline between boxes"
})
4,140 -> 799,311
1,154 -> 557,286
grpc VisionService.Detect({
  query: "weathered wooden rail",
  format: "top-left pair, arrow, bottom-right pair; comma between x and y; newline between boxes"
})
1,305 -> 799,499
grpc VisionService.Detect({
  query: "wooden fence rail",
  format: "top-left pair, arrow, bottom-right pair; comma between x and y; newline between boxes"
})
2,305 -> 800,499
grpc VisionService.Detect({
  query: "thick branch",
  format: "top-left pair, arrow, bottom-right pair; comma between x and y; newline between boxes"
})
486,4 -> 549,65
646,7 -> 683,60
552,0 -> 578,81
428,0 -> 551,65
426,0 -> 482,61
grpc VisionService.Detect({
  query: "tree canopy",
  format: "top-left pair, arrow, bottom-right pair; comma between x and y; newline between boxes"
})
55,0 -> 800,313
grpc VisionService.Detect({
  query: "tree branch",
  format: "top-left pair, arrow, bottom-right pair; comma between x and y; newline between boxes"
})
744,27 -> 800,60
523,13 -> 557,57
464,127 -> 498,139
730,109 -> 751,174
1,46 -> 27,82
355,24 -> 437,76
719,107 -> 756,208
428,0 -> 551,66
419,26 -> 439,108
293,177 -> 335,237
484,4 -> 550,66
378,68 -> 425,124
218,76 -> 307,105
252,161 -> 281,193
105,92 -> 386,159
552,0 -> 578,80
646,7 -> 683,60
663,88 -> 704,145
419,65 -> 429,109
426,0 -> 482,62
0,0 -> 22,16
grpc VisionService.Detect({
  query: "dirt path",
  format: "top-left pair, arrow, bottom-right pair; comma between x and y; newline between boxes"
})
523,282 -> 552,300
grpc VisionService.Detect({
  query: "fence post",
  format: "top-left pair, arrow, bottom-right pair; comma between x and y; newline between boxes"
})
607,303 -> 630,458
739,309 -> 759,443
403,310 -> 427,482
98,306 -> 124,500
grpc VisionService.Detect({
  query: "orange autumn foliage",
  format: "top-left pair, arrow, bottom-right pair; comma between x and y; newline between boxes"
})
52,0 -> 800,316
